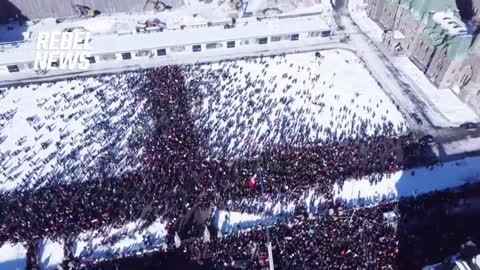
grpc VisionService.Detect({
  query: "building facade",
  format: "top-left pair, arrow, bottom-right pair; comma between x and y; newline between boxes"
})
366,0 -> 480,115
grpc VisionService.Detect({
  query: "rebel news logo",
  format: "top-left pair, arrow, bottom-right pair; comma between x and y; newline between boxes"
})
34,31 -> 92,71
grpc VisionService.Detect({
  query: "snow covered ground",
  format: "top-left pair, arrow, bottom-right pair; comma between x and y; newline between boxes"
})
433,137 -> 480,157
392,57 -> 479,126
334,156 -> 480,206
73,218 -> 166,262
0,242 -> 26,270
216,188 -> 325,232
0,73 -> 150,191
188,49 -> 408,158
39,239 -> 64,270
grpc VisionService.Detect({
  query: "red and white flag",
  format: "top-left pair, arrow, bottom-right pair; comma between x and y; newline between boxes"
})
248,174 -> 258,188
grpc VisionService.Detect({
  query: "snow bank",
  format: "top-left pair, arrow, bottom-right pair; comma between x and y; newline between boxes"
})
334,157 -> 480,206
217,188 -> 325,232
73,218 -> 166,261
39,239 -> 64,270
0,242 -> 26,270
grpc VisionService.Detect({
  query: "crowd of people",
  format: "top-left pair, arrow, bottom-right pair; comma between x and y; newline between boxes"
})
0,60 -> 440,269
185,51 -> 408,159
85,187 -> 480,270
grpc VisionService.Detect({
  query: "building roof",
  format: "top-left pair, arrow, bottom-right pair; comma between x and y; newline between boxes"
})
0,16 -> 330,65
423,10 -> 473,60
432,11 -> 469,36
400,0 -> 459,24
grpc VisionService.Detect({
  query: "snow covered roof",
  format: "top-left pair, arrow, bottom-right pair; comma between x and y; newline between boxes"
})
423,11 -> 473,60
0,16 -> 330,65
400,0 -> 458,24
432,11 -> 469,36
393,30 -> 405,39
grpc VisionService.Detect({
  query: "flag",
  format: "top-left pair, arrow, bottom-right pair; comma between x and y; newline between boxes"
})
248,174 -> 258,187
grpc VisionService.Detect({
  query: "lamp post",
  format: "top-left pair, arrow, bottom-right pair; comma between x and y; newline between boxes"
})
257,171 -> 274,270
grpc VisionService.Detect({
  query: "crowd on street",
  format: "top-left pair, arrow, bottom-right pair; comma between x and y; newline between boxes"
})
0,62 -> 441,269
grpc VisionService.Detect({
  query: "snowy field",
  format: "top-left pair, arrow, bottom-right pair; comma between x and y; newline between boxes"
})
0,74 -> 150,191
188,49 -> 408,158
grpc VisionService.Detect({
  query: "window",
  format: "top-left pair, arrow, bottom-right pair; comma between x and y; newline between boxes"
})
291,34 -> 299,41
157,48 -> 167,56
27,62 -> 34,69
101,54 -> 116,61
121,52 -> 132,60
241,39 -> 250,45
477,90 -> 480,97
436,59 -> 442,71
206,43 -> 218,49
136,50 -> 151,57
308,32 -> 320,38
227,41 -> 235,48
192,45 -> 201,52
271,36 -> 282,42
258,37 -> 268,44
170,46 -> 186,53
7,65 -> 19,72
321,30 -> 331,37
86,56 -> 96,64
460,66 -> 472,87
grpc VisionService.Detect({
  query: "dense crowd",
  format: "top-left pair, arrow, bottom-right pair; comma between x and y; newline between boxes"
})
85,187 -> 480,270
184,204 -> 398,270
0,62 -> 438,269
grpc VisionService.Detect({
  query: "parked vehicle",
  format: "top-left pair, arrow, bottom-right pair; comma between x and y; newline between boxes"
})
420,135 -> 435,145
411,113 -> 423,125
460,122 -> 478,130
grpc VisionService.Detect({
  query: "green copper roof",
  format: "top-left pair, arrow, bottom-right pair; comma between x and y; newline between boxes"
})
422,14 -> 473,60
399,0 -> 458,24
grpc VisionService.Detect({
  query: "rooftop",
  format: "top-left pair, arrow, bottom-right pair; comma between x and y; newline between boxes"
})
0,15 -> 331,65
432,11 -> 470,37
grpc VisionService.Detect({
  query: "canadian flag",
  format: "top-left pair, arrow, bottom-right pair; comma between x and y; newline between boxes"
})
248,174 -> 258,188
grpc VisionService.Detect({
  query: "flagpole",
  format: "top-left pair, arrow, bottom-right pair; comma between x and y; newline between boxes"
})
258,171 -> 274,270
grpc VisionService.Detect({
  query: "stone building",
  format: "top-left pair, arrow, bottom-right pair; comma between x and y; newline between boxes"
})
456,34 -> 480,115
366,0 -> 480,115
